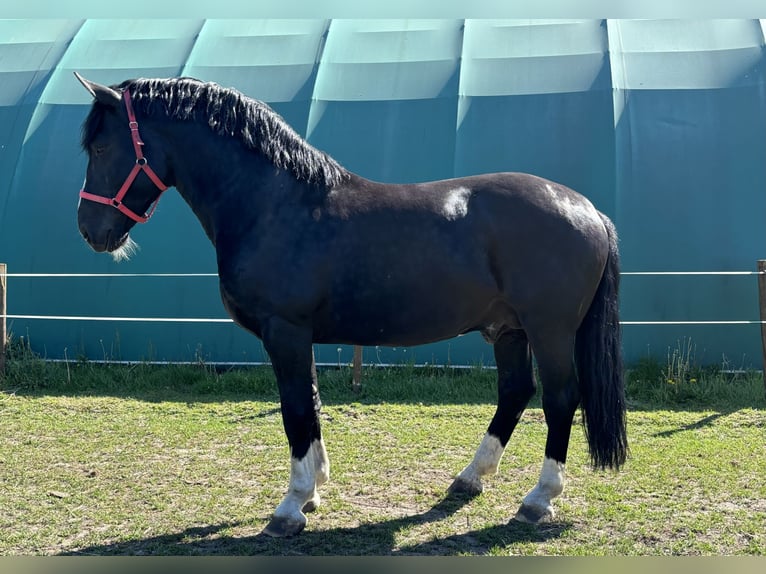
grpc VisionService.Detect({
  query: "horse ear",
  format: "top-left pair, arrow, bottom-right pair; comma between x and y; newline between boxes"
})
74,72 -> 122,108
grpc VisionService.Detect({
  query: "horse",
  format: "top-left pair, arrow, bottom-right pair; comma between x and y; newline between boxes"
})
73,73 -> 627,537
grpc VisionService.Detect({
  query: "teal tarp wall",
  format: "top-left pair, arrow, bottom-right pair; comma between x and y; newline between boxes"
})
1,19 -> 765,367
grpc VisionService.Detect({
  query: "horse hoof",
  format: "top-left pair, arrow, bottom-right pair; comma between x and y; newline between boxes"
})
448,477 -> 483,497
513,503 -> 555,524
262,514 -> 307,538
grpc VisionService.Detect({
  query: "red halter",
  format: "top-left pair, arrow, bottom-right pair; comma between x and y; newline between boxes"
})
79,90 -> 169,224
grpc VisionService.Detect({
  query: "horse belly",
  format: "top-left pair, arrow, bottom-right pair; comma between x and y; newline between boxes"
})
313,305 -> 477,347
313,268 -> 503,346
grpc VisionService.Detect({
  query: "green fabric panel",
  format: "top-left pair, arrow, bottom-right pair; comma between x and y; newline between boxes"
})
1,19 -> 765,367
609,19 -> 766,366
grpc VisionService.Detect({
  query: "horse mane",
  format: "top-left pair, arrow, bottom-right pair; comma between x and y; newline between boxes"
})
82,77 -> 350,188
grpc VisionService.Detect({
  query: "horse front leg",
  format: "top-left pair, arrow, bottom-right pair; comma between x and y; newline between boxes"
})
260,317 -> 329,537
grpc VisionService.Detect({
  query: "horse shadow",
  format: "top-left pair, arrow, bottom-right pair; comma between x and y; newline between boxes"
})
651,411 -> 728,438
59,492 -> 572,556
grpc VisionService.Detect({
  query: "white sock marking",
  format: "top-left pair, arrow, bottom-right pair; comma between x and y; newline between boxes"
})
522,456 -> 565,517
456,433 -> 505,490
273,439 -> 327,522
312,438 -> 330,486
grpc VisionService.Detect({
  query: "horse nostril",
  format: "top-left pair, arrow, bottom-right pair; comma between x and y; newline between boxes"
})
79,226 -> 90,242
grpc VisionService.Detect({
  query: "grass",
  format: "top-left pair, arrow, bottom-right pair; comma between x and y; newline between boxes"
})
1,336 -> 765,555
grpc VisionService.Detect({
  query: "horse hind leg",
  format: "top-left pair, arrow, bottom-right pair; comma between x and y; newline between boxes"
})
514,334 -> 579,524
449,330 -> 535,495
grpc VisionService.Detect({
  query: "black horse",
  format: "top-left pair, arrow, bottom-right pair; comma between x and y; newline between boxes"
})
74,73 -> 627,537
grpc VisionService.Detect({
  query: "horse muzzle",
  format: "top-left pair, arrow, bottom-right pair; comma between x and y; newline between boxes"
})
79,223 -> 129,254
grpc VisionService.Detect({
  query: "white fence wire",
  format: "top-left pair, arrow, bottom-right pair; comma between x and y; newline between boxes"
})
2,270 -> 765,326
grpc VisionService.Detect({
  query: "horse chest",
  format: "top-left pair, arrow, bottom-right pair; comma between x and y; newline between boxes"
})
217,258 -> 324,333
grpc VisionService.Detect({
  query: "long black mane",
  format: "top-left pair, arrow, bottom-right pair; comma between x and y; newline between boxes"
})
81,77 -> 350,188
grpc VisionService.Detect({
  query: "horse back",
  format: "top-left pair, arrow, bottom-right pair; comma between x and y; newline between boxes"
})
306,172 -> 610,343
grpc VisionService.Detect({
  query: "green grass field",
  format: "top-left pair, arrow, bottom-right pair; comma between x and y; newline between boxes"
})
1,339 -> 764,555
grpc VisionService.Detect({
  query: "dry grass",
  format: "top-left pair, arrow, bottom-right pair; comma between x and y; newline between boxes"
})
1,377 -> 764,555
1,339 -> 764,555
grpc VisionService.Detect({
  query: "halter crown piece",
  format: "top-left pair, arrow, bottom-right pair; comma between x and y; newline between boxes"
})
79,89 -> 169,223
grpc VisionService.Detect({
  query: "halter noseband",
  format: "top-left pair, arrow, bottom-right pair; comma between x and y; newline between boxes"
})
79,89 -> 169,224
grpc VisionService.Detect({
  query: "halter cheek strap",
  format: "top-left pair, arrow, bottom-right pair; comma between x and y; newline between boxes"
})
79,89 -> 169,224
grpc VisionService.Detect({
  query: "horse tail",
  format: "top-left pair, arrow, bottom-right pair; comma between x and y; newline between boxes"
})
575,212 -> 628,470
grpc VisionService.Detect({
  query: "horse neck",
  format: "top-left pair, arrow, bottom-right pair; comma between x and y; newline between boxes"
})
158,120 -> 294,247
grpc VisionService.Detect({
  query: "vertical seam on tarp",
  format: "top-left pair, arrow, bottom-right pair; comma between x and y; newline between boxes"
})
178,19 -> 209,78
598,18 -> 618,222
305,18 -> 332,142
313,18 -> 331,78
32,18 -> 88,106
2,19 -> 87,218
34,18 -> 88,98
606,19 -> 630,232
451,18 -> 466,180
452,18 -> 468,178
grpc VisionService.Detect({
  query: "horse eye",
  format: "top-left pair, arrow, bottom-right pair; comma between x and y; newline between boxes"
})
92,144 -> 107,157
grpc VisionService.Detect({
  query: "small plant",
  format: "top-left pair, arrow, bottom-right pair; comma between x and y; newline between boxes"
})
663,337 -> 698,386
626,337 -> 764,408
2,333 -> 62,391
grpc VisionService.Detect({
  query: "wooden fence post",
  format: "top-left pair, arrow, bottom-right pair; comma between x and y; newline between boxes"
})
0,263 -> 6,376
758,260 -> 766,397
352,345 -> 363,392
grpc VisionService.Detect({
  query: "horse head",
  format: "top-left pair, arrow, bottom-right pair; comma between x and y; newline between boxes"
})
74,72 -> 171,261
